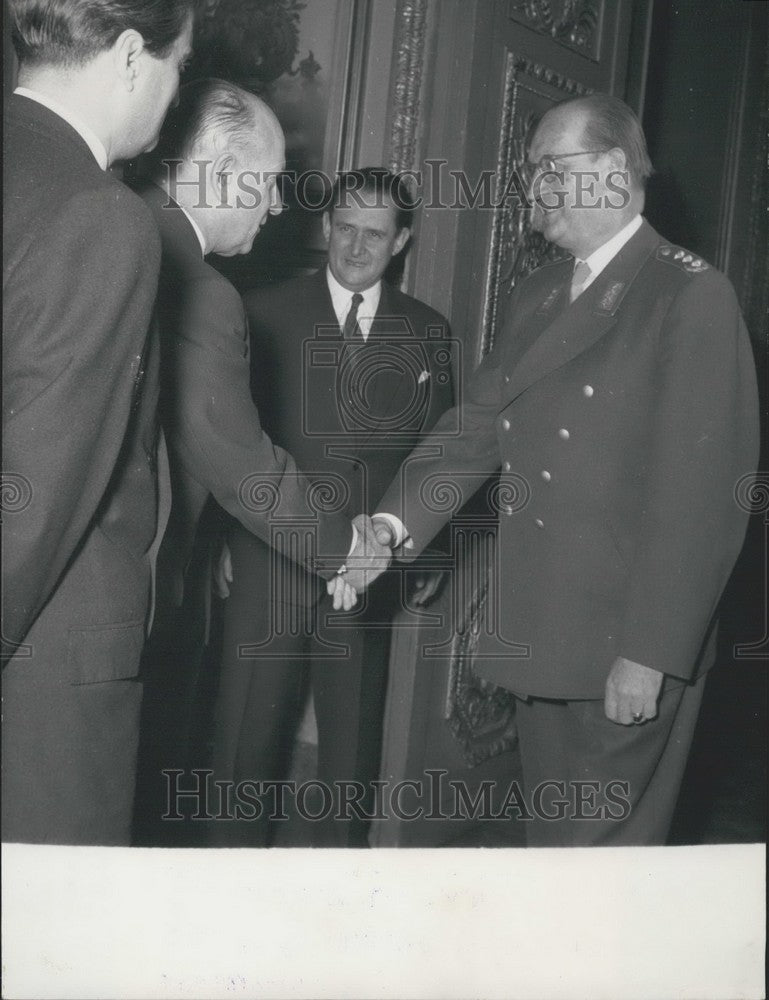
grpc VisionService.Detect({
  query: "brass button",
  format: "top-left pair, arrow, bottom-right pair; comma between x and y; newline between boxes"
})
534,518 -> 545,529
583,385 -> 594,397
503,374 -> 511,383
502,461 -> 511,472
541,470 -> 551,482
558,428 -> 570,440
501,418 -> 511,431
504,505 -> 514,516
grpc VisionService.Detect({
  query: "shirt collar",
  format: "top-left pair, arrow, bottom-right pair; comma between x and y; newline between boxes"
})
178,205 -> 207,256
578,214 -> 643,279
325,267 -> 381,340
15,86 -> 109,170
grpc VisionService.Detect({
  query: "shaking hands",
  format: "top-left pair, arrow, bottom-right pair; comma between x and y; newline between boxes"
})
326,514 -> 396,610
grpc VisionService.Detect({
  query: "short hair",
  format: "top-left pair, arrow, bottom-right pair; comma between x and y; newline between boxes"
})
329,167 -> 416,230
9,0 -> 193,67
154,78 -> 262,163
555,93 -> 653,189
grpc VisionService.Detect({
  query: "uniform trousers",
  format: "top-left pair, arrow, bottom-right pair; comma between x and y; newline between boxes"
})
512,671 -> 708,846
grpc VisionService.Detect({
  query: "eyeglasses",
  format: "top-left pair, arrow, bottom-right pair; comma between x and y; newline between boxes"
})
520,149 -> 607,188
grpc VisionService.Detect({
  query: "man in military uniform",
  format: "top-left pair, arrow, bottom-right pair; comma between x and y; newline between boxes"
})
368,93 -> 759,846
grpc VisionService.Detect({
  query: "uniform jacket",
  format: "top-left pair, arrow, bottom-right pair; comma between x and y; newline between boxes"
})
2,94 -> 167,671
226,268 -> 454,607
140,185 -> 354,609
379,220 -> 759,698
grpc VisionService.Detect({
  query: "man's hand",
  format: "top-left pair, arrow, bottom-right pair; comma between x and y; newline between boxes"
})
371,515 -> 396,547
213,540 -> 233,599
326,514 -> 393,611
408,570 -> 446,608
604,656 -> 664,725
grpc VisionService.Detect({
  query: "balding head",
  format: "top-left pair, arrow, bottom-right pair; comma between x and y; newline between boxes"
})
156,78 -> 282,167
155,78 -> 286,257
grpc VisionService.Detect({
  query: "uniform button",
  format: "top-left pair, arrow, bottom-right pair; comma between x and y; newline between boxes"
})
541,470 -> 551,482
558,428 -> 570,440
504,505 -> 514,516
503,374 -> 511,383
583,385 -> 594,397
534,518 -> 545,529
502,461 -> 511,472
501,418 -> 511,431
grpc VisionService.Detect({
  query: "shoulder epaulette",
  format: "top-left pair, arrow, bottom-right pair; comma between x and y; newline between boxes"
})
656,244 -> 710,274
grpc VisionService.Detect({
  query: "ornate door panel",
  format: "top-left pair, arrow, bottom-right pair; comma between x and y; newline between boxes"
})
373,0 -> 646,847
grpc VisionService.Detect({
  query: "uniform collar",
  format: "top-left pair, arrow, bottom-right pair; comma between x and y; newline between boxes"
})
576,214 -> 643,283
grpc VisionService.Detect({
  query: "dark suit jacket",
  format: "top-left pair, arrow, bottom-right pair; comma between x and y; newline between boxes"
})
140,186 -> 353,610
2,94 -> 166,668
379,220 -> 760,699
226,268 -> 454,608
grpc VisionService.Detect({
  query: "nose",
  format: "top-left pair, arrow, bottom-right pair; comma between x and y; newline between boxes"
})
350,230 -> 366,256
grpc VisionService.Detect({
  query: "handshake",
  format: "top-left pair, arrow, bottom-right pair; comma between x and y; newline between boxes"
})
327,513 -> 396,611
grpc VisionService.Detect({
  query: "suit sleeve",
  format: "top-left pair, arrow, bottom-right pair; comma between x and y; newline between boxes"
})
2,188 -> 160,652
168,287 -> 352,578
377,345 -> 505,556
618,270 -> 760,679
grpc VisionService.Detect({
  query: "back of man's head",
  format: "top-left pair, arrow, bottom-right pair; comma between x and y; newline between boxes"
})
154,76 -> 280,167
9,0 -> 192,68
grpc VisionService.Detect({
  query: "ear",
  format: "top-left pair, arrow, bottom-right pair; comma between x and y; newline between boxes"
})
392,226 -> 410,256
322,211 -> 332,244
112,29 -> 145,92
210,152 -> 236,205
605,147 -> 627,174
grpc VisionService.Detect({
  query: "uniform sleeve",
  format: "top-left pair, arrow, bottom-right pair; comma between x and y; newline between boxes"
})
167,289 -> 353,578
618,271 -> 760,678
377,345 -> 505,556
2,188 -> 160,651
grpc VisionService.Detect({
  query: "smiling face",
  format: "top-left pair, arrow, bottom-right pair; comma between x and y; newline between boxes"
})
322,199 -> 409,292
527,105 -> 630,258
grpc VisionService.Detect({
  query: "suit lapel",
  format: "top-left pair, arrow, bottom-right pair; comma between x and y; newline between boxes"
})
503,221 -> 660,404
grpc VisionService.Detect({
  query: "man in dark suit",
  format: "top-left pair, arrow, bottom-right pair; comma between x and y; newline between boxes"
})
372,94 -> 760,846
211,168 -> 454,846
2,0 -> 193,845
132,83 -> 390,844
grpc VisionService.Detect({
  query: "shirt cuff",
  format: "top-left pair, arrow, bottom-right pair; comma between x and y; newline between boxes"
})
372,513 -> 414,550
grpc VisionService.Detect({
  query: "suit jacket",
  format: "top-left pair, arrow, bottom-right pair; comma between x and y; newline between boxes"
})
140,186 -> 354,610
2,94 -> 167,671
379,220 -> 760,699
245,268 -> 454,511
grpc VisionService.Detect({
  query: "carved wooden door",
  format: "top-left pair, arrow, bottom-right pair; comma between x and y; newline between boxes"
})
372,0 -> 648,846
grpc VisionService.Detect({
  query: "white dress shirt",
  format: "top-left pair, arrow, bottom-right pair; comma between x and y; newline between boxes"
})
326,267 -> 381,340
15,86 -> 109,170
574,213 -> 643,292
378,214 -> 645,548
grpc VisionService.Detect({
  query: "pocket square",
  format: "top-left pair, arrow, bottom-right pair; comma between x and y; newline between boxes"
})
418,370 -> 431,384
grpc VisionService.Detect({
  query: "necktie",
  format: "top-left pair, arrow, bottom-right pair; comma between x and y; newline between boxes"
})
342,292 -> 364,340
570,259 -> 592,302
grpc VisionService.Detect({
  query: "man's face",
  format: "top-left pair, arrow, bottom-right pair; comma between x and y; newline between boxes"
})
526,107 -> 621,258
216,131 -> 285,256
322,201 -> 409,292
133,17 -> 194,155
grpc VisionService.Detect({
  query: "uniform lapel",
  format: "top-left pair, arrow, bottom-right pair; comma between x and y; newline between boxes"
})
503,221 -> 660,404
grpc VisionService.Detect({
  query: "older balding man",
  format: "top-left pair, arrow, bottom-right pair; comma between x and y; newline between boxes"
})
132,79 -> 388,843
